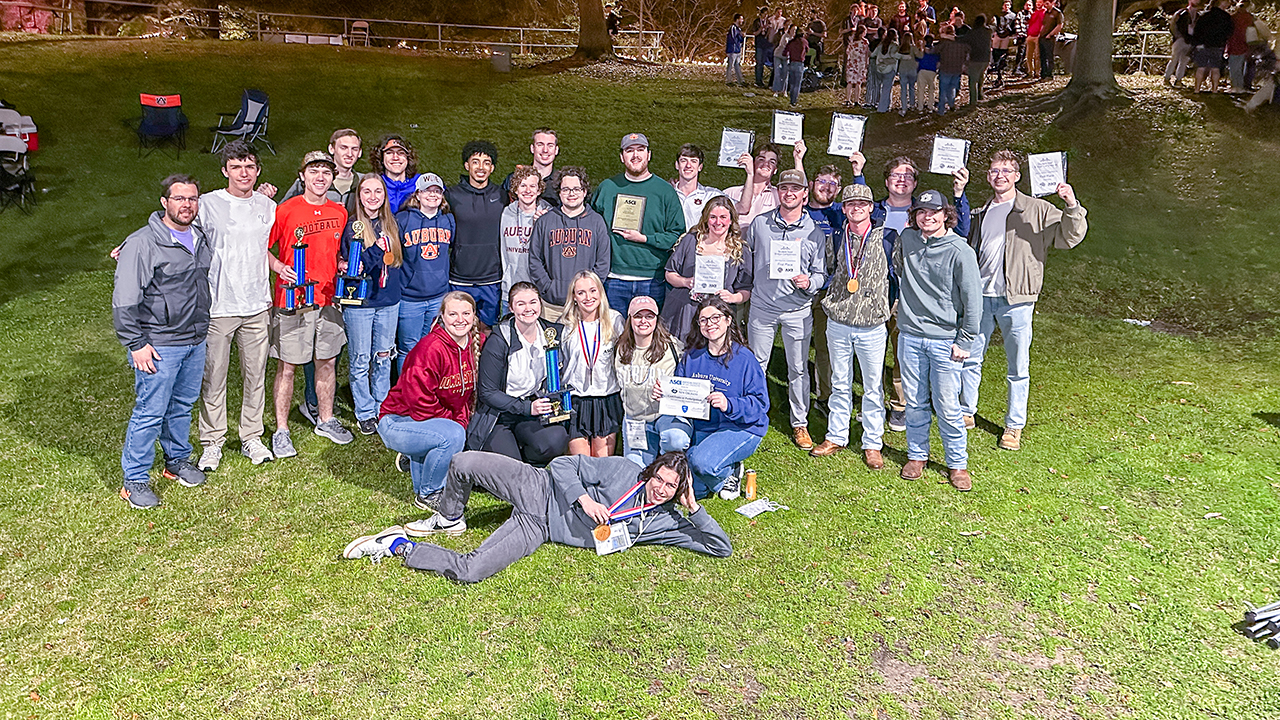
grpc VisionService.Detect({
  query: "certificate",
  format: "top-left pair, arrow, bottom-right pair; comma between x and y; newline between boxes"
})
611,193 -> 646,233
827,113 -> 867,156
1027,151 -> 1067,197
659,376 -> 712,420
768,237 -> 802,279
771,110 -> 804,145
929,135 -> 970,175
718,127 -> 755,168
693,254 -> 726,295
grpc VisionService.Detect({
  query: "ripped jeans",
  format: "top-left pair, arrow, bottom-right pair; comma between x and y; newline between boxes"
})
344,303 -> 400,421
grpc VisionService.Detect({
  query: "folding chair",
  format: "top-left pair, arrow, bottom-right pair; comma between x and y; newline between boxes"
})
209,89 -> 274,155
350,21 -> 370,46
135,93 -> 188,158
0,135 -> 36,214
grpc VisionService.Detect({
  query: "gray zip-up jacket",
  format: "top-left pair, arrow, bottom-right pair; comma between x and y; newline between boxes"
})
745,208 -> 827,315
528,205 -> 612,306
545,455 -> 732,557
892,227 -> 981,352
112,211 -> 212,351
822,221 -> 890,328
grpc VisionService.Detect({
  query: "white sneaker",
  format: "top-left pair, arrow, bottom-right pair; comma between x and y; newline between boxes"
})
342,525 -> 408,561
197,445 -> 222,472
241,438 -> 274,465
718,475 -> 741,501
405,513 -> 467,537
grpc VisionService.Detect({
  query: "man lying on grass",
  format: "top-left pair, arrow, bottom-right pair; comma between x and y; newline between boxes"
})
342,450 -> 731,583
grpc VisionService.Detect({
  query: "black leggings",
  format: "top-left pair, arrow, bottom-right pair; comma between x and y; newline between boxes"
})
483,415 -> 569,467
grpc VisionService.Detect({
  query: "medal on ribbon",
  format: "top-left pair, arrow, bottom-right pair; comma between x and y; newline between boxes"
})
578,320 -> 601,388
844,221 -> 871,295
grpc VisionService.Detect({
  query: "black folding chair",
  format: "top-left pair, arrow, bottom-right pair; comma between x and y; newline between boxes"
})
209,89 -> 274,155
135,93 -> 188,158
0,134 -> 36,214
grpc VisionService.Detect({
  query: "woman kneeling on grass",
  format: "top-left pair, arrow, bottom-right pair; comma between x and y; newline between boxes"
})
341,175 -> 403,436
464,282 -> 569,465
342,450 -> 730,584
377,291 -> 479,511
614,296 -> 681,467
560,271 -> 625,458
655,297 -> 768,501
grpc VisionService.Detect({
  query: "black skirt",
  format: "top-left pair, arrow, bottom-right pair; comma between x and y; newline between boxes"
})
568,393 -> 624,440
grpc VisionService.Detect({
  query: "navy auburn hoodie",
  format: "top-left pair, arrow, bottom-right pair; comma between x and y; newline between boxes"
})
394,207 -> 454,302
445,176 -> 505,285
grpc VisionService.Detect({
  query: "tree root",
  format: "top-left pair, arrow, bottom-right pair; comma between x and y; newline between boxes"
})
526,50 -> 664,76
1028,81 -> 1133,124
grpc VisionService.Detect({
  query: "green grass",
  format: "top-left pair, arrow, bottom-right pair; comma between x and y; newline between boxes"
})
2,39 -> 1280,719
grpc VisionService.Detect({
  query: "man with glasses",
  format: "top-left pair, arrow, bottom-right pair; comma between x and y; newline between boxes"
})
113,174 -> 212,509
959,150 -> 1086,451
851,153 -> 970,432
745,168 -> 827,449
529,166 -> 612,320
670,143 -> 725,231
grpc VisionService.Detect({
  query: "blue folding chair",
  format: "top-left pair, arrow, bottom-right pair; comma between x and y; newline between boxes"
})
135,93 -> 188,158
209,89 -> 274,155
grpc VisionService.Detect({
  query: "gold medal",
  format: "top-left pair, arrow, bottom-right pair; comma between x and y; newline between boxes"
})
593,524 -> 612,542
847,278 -> 859,293
383,251 -> 395,264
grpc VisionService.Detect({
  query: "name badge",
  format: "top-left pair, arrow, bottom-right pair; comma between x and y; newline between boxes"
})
624,418 -> 649,451
593,522 -> 633,555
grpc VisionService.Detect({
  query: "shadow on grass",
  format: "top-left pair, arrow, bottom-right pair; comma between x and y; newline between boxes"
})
1254,413 -> 1280,431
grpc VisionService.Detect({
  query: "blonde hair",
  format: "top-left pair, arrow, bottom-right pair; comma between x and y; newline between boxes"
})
435,291 -> 482,395
559,271 -> 616,345
355,174 -> 403,268
691,195 -> 744,265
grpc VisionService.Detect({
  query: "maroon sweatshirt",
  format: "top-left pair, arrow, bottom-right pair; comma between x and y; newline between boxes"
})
380,324 -> 477,425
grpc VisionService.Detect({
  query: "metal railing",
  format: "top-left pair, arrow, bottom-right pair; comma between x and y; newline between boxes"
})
0,0 -> 74,33
1113,30 -> 1173,74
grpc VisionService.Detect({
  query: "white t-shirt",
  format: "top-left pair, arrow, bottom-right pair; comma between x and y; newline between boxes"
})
883,202 -> 912,234
978,199 -> 1014,297
724,184 -> 780,229
199,189 -> 275,318
673,181 -> 726,231
506,325 -> 547,399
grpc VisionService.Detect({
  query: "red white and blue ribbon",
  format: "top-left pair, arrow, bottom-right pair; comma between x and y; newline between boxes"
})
578,319 -> 601,386
606,481 -> 658,521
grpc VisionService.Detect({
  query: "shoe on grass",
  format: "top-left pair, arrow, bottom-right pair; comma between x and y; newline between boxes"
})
342,525 -> 408,561
120,481 -> 160,509
395,452 -> 411,473
792,426 -> 814,450
888,410 -> 906,432
999,427 -> 1022,451
163,459 -> 205,488
272,429 -> 297,459
948,468 -> 973,491
241,437 -> 274,465
299,401 -> 319,426
315,418 -> 354,445
718,474 -> 741,501
358,418 -> 378,436
900,459 -> 925,481
197,445 -> 221,472
963,414 -> 975,430
863,448 -> 885,469
405,513 -> 467,538
810,440 -> 844,457
414,490 -> 443,512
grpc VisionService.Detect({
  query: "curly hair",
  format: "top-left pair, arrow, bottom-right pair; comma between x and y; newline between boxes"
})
462,140 -> 498,167
370,135 -> 418,177
508,165 -> 545,204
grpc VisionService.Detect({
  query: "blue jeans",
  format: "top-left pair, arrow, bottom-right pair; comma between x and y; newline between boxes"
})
899,71 -> 917,111
787,61 -> 804,104
868,69 -> 883,105
937,73 -> 961,113
960,296 -> 1034,430
825,321 -> 887,449
898,333 -> 967,469
876,69 -> 897,112
122,342 -> 206,482
605,277 -> 667,316
451,282 -> 500,328
621,418 -> 661,467
378,415 -> 466,496
755,41 -> 772,86
397,296 -> 444,372
344,303 -> 399,421
773,56 -> 789,93
657,416 -> 763,498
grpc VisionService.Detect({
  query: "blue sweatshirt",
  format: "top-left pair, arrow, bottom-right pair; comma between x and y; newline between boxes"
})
339,217 -> 402,307
383,173 -> 420,214
675,344 -> 769,437
394,207 -> 453,302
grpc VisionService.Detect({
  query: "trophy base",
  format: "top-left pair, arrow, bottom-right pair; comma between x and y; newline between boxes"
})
541,411 -> 571,426
336,298 -> 366,306
278,303 -> 318,316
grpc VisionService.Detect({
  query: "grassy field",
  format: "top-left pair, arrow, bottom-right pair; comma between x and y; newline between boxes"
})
1,39 -> 1279,719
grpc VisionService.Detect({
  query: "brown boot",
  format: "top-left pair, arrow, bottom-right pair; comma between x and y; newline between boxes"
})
793,426 -> 814,450
963,414 -> 975,429
948,468 -> 973,491
809,440 -> 843,457
863,448 -> 885,469
999,427 -> 1022,451
900,459 -> 925,480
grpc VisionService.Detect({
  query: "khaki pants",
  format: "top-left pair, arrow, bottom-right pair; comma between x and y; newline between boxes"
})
884,302 -> 906,412
540,302 -> 565,323
811,300 -> 831,402
199,311 -> 270,447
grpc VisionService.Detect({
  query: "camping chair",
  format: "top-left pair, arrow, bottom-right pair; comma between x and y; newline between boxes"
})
209,89 -> 274,155
135,93 -> 188,158
349,21 -> 370,46
0,134 -> 36,214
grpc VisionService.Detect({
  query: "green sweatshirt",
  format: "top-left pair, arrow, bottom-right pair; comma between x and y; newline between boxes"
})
591,173 -> 686,279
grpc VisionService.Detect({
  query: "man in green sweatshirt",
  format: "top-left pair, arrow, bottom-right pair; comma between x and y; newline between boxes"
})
592,132 -> 686,312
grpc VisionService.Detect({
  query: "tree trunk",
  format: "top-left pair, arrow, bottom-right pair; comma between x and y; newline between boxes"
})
1037,0 -> 1128,123
575,0 -> 614,60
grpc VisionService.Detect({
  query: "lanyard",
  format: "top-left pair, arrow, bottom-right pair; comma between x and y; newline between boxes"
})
844,221 -> 872,282
606,481 -> 660,521
578,320 -> 601,387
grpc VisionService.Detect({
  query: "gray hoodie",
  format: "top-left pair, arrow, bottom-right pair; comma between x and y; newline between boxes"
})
112,211 -> 212,351
544,455 -> 732,556
528,205 -> 612,306
892,227 -> 982,352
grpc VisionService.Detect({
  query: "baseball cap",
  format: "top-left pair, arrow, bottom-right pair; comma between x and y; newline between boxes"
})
416,173 -> 445,192
840,184 -> 874,203
911,189 -> 951,211
778,168 -> 808,188
620,133 -> 649,151
382,137 -> 407,153
628,295 -> 659,316
299,151 -> 336,172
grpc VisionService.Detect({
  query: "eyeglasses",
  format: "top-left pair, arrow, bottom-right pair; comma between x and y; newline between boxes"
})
697,314 -> 729,326
988,168 -> 1018,177
560,186 -> 585,195
165,195 -> 199,204
888,172 -> 916,181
